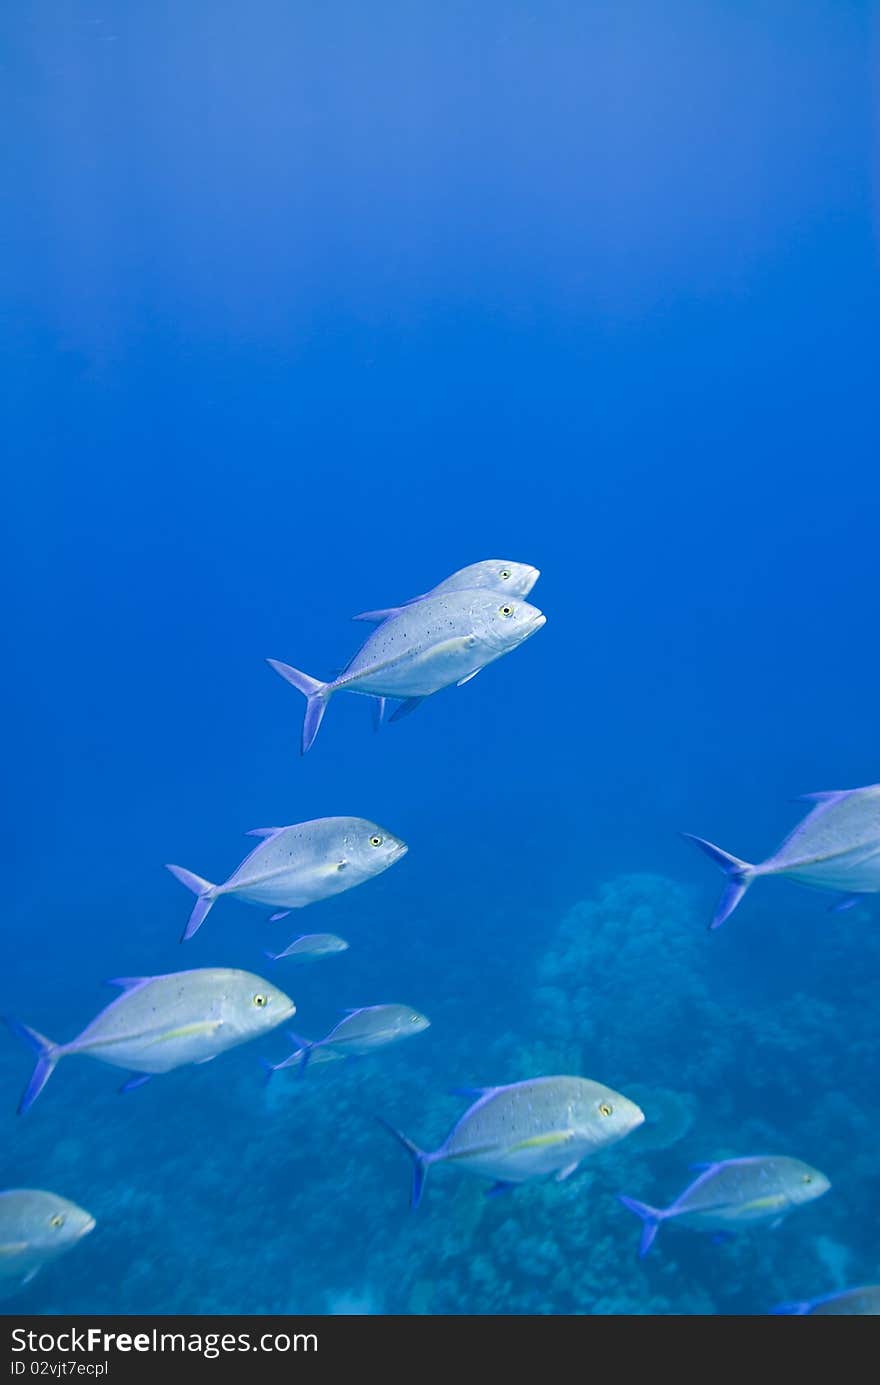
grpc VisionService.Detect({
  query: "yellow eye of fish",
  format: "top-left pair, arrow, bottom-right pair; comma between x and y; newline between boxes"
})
50,1214 -> 65,1229
253,994 -> 268,1008
802,1174 -> 812,1184
410,1014 -> 420,1023
370,835 -> 383,847
500,605 -> 513,617
500,570 -> 511,580
598,1103 -> 613,1117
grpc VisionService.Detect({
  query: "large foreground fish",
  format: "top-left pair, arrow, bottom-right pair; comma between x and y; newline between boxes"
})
167,817 -> 407,941
379,1075 -> 644,1208
352,559 -> 540,624
683,784 -> 880,928
0,1190 -> 95,1298
6,969 -> 295,1113
264,1003 -> 430,1075
619,1155 -> 830,1256
771,1285 -> 880,1315
268,589 -> 546,753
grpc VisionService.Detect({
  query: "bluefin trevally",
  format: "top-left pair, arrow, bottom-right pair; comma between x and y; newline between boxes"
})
619,1155 -> 830,1256
352,559 -> 540,624
268,589 -> 546,753
264,933 -> 350,963
6,969 -> 296,1113
264,1004 -> 429,1076
379,1075 -> 644,1208
771,1285 -> 880,1315
683,784 -> 880,928
0,1190 -> 95,1298
166,817 -> 406,941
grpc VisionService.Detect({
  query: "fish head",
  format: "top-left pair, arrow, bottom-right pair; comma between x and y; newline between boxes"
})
471,592 -> 547,653
223,971 -> 296,1037
784,1158 -> 831,1206
345,821 -> 409,876
461,560 -> 540,598
26,1193 -> 96,1254
579,1083 -> 645,1146
401,1007 -> 430,1036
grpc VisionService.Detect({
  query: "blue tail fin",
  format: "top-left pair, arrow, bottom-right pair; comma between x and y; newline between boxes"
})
165,864 -> 218,941
680,833 -> 755,930
266,660 -> 331,754
376,1116 -> 431,1209
286,1030 -> 316,1074
617,1194 -> 664,1257
5,1018 -> 61,1115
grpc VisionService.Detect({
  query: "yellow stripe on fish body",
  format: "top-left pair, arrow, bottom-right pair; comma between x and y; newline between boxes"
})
140,1020 -> 225,1047
509,1131 -> 577,1153
729,1193 -> 788,1216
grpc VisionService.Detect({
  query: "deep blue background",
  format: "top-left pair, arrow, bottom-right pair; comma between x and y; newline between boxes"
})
2,2 -> 878,1314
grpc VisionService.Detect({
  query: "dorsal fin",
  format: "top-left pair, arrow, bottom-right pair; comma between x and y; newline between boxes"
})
792,791 -> 844,804
104,977 -> 150,992
245,827 -> 284,838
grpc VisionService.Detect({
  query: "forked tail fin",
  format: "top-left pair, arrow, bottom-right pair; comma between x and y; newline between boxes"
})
680,833 -> 755,930
376,1116 -> 431,1209
5,1019 -> 61,1115
266,660 -> 332,754
617,1194 -> 665,1257
165,864 -> 218,941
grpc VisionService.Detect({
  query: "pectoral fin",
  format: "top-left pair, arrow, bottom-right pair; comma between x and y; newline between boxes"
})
555,1161 -> 580,1182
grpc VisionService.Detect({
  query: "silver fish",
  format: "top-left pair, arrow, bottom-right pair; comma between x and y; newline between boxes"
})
772,1285 -> 880,1315
619,1154 -> 830,1256
167,817 -> 406,940
265,1004 -> 430,1076
380,1075 -> 644,1207
684,784 -> 880,928
269,589 -> 546,753
6,969 -> 296,1112
0,1189 -> 95,1298
352,559 -> 540,624
264,933 -> 350,963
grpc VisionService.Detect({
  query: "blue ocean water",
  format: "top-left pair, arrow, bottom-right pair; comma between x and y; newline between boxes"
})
2,1 -> 879,1315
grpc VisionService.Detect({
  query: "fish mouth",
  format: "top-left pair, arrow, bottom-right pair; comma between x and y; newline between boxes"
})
279,1001 -> 297,1022
520,566 -> 541,595
519,612 -> 547,641
390,842 -> 409,863
81,1217 -> 97,1238
630,1105 -> 646,1131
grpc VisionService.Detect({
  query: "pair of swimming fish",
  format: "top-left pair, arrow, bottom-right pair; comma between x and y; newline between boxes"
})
263,1003 -> 431,1075
268,558 -> 545,753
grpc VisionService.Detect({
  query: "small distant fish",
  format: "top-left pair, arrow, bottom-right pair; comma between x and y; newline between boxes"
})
0,1190 -> 95,1298
771,1285 -> 880,1315
6,969 -> 296,1113
352,559 -> 540,624
683,784 -> 880,928
166,817 -> 406,940
264,1004 -> 430,1075
264,933 -> 350,962
619,1155 -> 830,1256
379,1075 -> 644,1208
268,589 -> 546,753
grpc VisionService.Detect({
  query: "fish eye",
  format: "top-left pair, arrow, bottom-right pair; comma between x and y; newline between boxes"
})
500,569 -> 511,580
50,1214 -> 65,1229
598,1103 -> 613,1117
410,1014 -> 421,1023
369,835 -> 383,847
802,1174 -> 813,1184
499,605 -> 513,618
253,993 -> 268,1008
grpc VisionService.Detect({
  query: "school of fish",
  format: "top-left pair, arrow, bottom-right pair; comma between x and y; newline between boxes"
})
3,558 -> 875,1311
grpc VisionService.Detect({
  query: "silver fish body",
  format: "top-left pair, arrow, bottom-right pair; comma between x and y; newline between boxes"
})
269,1004 -> 429,1075
773,1285 -> 880,1316
167,817 -> 406,940
265,933 -> 350,962
8,969 -> 296,1112
620,1155 -> 830,1255
381,1075 -> 644,1207
684,784 -> 880,928
0,1189 -> 95,1297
